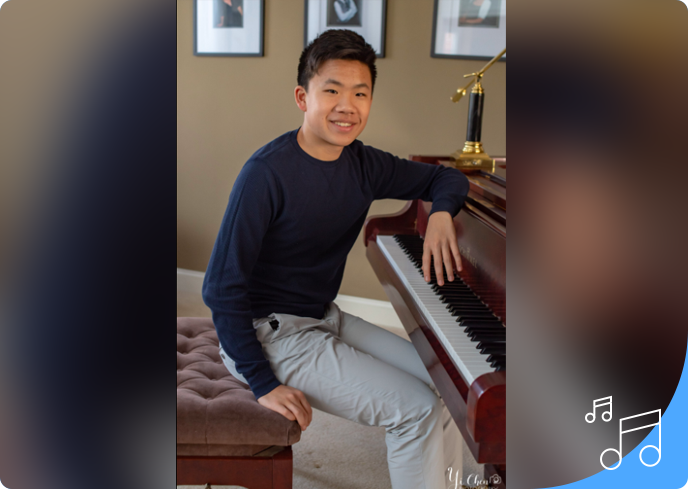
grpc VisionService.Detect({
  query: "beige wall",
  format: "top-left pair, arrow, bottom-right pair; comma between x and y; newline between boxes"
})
177,0 -> 506,301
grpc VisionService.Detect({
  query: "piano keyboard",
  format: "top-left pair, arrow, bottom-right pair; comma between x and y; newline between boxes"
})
376,234 -> 505,385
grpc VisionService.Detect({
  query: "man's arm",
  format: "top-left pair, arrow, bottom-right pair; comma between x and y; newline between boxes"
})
363,145 -> 470,286
202,160 -> 281,398
202,160 -> 312,430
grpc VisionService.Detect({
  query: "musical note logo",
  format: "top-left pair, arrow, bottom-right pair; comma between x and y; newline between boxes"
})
600,409 -> 661,470
585,396 -> 613,423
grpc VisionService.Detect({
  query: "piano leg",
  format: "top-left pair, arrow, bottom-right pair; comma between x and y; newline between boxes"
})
484,463 -> 506,489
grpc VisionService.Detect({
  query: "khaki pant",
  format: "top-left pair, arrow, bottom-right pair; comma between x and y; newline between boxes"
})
220,301 -> 463,489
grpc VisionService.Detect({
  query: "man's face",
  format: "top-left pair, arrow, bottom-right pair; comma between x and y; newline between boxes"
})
295,59 -> 373,160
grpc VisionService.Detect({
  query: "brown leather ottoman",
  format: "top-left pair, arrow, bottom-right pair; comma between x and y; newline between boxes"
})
177,317 -> 301,488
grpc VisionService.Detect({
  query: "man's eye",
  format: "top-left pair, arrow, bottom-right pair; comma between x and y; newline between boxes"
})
326,89 -> 337,94
356,93 -> 367,97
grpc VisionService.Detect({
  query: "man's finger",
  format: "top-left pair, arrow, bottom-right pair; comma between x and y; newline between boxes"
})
450,240 -> 463,272
442,244 -> 454,282
422,244 -> 432,282
433,246 -> 444,286
296,391 -> 313,424
285,401 -> 308,430
277,405 -> 296,422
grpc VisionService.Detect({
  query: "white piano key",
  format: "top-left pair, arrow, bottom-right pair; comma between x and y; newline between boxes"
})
376,235 -> 500,385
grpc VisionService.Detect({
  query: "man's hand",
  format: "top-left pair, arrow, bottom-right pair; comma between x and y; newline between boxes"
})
257,385 -> 312,431
422,211 -> 462,286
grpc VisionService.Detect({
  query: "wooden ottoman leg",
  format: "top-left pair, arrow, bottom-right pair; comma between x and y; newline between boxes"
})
273,446 -> 293,489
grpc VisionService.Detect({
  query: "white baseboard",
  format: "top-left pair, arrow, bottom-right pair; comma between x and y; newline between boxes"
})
332,294 -> 404,331
176,268 -> 405,333
177,267 -> 205,294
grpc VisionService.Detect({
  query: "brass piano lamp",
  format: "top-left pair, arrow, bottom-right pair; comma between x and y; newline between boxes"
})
450,47 -> 506,171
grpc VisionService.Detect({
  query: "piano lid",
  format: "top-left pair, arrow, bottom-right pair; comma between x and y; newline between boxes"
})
439,158 -> 506,215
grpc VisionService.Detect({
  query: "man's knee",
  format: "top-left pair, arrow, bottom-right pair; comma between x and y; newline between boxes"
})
390,384 -> 443,434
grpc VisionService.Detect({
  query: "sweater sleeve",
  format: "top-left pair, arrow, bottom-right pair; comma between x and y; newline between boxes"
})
361,143 -> 470,217
202,159 -> 282,399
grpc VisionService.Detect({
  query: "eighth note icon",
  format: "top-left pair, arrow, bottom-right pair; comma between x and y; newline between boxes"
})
586,396 -> 613,423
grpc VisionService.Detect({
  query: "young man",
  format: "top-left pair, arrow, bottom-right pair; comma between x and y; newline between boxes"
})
202,29 -> 470,489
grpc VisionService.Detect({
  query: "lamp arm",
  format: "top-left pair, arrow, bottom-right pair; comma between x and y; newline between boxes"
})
450,48 -> 506,103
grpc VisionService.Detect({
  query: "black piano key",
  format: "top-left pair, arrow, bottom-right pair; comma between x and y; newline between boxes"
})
444,298 -> 484,305
443,297 -> 489,305
439,289 -> 477,295
437,294 -> 488,309
469,333 -> 506,343
448,309 -> 492,316
433,284 -> 471,292
454,314 -> 498,322
448,305 -> 491,314
491,358 -> 506,369
467,330 -> 504,339
480,345 -> 506,355
447,306 -> 493,315
471,336 -> 503,345
459,319 -> 504,327
442,293 -> 482,301
477,340 -> 506,351
467,328 -> 505,337
450,311 -> 495,321
446,302 -> 492,311
460,324 -> 505,332
455,316 -> 501,325
441,292 -> 485,300
431,279 -> 469,286
450,313 -> 493,322
439,290 -> 482,299
439,280 -> 473,289
487,354 -> 506,364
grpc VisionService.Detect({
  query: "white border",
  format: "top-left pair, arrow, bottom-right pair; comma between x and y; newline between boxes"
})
434,0 -> 506,59
196,0 -> 262,55
306,0 -> 385,56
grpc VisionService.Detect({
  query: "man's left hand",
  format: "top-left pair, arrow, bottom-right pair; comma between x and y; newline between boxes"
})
422,211 -> 462,286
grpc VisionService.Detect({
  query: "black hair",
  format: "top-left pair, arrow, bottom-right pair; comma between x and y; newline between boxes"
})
297,29 -> 377,92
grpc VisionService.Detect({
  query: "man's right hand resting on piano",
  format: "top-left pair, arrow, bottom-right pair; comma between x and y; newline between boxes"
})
258,385 -> 313,431
423,211 -> 463,286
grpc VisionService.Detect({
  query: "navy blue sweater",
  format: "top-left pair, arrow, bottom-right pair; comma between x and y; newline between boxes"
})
202,128 -> 470,399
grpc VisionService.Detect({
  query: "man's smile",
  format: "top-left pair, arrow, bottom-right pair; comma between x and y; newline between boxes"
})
330,120 -> 357,132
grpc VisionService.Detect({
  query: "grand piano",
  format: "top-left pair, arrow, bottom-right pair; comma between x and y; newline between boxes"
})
364,156 -> 506,488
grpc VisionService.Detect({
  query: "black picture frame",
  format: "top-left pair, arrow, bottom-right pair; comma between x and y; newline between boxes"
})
431,0 -> 506,61
304,0 -> 387,58
194,0 -> 265,57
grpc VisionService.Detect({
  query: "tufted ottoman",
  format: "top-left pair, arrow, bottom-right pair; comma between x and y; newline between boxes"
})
177,317 -> 301,489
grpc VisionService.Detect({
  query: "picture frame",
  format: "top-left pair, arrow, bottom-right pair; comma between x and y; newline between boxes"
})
304,0 -> 387,58
431,0 -> 506,61
194,0 -> 265,57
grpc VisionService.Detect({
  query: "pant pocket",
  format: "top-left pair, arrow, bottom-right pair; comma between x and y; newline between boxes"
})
266,311 -> 333,343
252,316 -> 277,344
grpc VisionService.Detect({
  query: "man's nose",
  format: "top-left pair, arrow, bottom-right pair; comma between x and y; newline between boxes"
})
335,93 -> 356,112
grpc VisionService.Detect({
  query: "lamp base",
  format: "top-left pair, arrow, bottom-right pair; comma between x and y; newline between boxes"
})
450,141 -> 495,171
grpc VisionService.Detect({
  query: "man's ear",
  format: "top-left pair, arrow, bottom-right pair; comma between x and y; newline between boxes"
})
294,86 -> 308,112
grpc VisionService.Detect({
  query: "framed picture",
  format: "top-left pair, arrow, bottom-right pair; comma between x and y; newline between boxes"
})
194,0 -> 265,57
431,0 -> 506,61
305,0 -> 387,57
